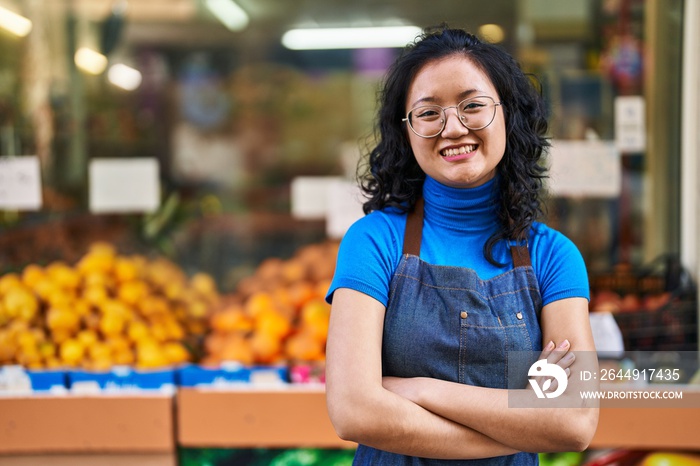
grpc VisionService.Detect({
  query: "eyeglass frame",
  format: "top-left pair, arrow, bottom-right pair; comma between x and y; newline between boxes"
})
402,95 -> 503,138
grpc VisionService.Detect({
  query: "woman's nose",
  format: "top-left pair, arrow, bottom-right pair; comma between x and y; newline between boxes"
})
440,108 -> 469,137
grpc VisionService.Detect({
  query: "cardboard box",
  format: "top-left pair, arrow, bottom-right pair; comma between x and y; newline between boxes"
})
0,395 -> 175,454
0,453 -> 176,466
177,387 -> 354,449
591,400 -> 700,449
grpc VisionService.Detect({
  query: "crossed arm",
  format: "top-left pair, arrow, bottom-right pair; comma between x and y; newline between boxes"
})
325,288 -> 599,460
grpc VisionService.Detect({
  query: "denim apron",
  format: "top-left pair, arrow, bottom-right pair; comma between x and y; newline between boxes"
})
354,197 -> 543,466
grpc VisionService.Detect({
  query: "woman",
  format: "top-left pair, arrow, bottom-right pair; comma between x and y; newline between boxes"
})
325,27 -> 599,464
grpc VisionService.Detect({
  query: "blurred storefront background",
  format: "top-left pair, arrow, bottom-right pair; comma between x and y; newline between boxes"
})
0,0 -> 694,286
0,1 -> 698,464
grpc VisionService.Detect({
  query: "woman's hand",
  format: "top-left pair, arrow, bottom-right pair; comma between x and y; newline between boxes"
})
383,376 -> 424,404
527,339 -> 576,393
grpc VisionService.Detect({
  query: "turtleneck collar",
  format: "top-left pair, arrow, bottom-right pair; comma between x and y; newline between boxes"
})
421,175 -> 500,231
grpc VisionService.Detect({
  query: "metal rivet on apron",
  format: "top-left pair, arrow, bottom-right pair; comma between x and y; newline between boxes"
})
460,311 -> 468,319
516,312 -> 523,320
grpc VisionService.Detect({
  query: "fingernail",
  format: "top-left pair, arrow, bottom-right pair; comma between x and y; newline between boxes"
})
545,341 -> 555,350
563,352 -> 575,362
558,339 -> 570,349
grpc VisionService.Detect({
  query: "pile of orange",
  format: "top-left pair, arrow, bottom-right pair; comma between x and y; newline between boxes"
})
202,240 -> 339,366
0,242 -> 219,370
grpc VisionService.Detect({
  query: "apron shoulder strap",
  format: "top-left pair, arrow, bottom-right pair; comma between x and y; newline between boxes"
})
402,197 -> 424,256
510,244 -> 532,268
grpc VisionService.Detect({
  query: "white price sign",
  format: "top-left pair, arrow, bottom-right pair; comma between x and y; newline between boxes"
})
615,96 -> 646,153
89,158 -> 161,214
547,140 -> 621,198
0,156 -> 42,210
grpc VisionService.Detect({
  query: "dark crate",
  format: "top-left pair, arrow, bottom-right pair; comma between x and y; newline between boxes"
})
612,299 -> 698,351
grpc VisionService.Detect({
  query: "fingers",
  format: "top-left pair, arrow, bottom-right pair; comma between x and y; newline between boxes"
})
540,339 -> 573,363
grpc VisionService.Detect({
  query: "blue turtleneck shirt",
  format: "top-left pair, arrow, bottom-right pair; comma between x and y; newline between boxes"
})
327,175 -> 589,307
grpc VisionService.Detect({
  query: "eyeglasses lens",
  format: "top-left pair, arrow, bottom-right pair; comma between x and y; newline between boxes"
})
407,97 -> 497,137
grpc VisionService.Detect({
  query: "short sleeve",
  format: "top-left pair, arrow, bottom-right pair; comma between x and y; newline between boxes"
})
325,212 -> 402,307
531,225 -> 590,306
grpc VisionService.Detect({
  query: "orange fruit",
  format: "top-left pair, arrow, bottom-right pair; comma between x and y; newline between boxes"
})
136,340 -> 168,368
0,273 -> 23,293
255,309 -> 292,340
301,298 -> 331,340
20,265 -> 45,288
99,312 -> 126,338
163,341 -> 191,365
46,306 -> 81,333
250,332 -> 282,363
38,341 -> 57,360
87,341 -> 112,361
76,329 -> 99,348
256,258 -> 284,282
126,320 -> 150,343
117,280 -> 149,306
219,335 -> 254,364
59,338 -> 86,366
138,296 -> 169,317
245,292 -> 277,318
287,281 -> 316,310
315,278 -> 333,300
210,306 -> 253,333
281,259 -> 307,284
191,272 -> 217,296
3,287 -> 39,321
285,331 -> 325,362
113,348 -> 135,366
82,285 -> 110,307
46,262 -> 81,289
204,332 -> 227,356
114,257 -> 141,283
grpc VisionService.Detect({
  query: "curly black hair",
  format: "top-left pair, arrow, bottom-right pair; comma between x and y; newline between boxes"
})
359,26 -> 549,265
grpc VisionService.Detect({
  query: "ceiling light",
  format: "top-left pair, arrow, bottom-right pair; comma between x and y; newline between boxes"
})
75,47 -> 108,75
0,6 -> 32,37
108,64 -> 143,91
478,24 -> 505,44
204,0 -> 249,31
281,26 -> 422,50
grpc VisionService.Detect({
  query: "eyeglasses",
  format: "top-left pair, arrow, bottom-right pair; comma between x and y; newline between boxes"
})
402,96 -> 503,138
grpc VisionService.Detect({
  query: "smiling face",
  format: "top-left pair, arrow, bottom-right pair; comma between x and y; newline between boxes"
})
405,54 -> 506,189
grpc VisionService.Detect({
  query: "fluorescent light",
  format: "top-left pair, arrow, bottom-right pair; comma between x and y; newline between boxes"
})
282,26 -> 422,50
0,6 -> 32,37
108,64 -> 143,91
75,47 -> 108,75
205,0 -> 249,31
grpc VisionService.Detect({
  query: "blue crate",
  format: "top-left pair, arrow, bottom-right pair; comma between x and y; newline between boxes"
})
68,366 -> 176,393
0,366 -> 67,393
26,369 -> 68,392
176,363 -> 289,387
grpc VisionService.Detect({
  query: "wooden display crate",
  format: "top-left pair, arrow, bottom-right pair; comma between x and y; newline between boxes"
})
0,394 -> 175,454
177,386 -> 354,449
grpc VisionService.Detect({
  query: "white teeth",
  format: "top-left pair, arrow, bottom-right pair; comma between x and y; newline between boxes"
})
441,145 -> 476,157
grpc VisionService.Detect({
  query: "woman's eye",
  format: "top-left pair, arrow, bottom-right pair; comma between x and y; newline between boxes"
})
462,102 -> 485,111
415,108 -> 440,119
